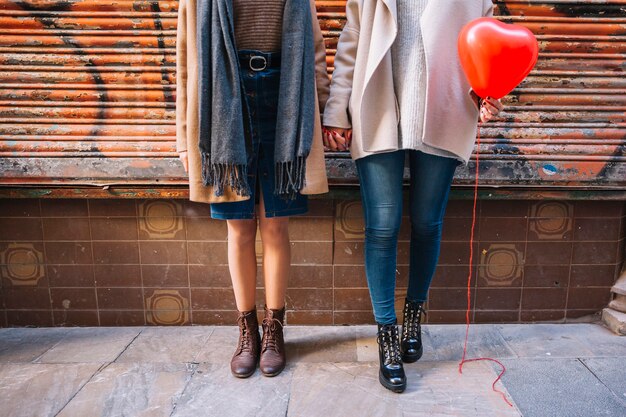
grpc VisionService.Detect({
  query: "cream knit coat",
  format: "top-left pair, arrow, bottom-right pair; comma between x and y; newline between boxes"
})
176,0 -> 331,204
323,0 -> 494,163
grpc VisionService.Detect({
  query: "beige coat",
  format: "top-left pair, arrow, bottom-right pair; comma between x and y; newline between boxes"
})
323,0 -> 494,163
176,0 -> 330,204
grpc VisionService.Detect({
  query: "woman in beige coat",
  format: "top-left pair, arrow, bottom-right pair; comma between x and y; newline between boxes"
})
324,0 -> 502,392
176,0 -> 330,378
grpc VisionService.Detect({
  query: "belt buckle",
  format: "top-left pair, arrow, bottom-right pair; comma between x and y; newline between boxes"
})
249,55 -> 267,72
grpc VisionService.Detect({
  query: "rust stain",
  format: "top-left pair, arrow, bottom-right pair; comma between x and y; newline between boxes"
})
0,0 -> 624,191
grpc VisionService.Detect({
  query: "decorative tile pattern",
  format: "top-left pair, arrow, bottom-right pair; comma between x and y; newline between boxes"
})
335,200 -> 365,240
137,201 -> 184,239
0,243 -> 45,286
529,201 -> 573,240
0,198 -> 623,326
479,244 -> 523,287
145,289 -> 190,325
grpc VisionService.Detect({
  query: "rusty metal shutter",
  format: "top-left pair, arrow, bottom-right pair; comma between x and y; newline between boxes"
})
0,0 -> 182,186
0,0 -> 624,189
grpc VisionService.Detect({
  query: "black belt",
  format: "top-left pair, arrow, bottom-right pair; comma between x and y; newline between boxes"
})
238,52 -> 281,71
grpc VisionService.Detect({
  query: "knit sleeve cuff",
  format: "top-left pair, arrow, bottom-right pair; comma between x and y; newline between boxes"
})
322,94 -> 352,129
468,89 -> 481,111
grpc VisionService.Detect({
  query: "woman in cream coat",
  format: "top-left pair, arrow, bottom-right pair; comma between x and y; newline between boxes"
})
324,0 -> 502,392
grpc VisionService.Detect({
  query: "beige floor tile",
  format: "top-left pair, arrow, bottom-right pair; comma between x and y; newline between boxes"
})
427,324 -> 517,361
57,363 -> 194,417
0,328 -> 69,363
495,324 -> 596,358
287,361 -> 521,417
35,327 -> 143,363
171,363 -> 291,417
194,326 -> 239,363
116,326 -> 214,363
284,326 -> 358,362
0,363 -> 101,417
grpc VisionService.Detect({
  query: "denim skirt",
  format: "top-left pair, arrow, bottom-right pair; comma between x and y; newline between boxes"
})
210,50 -> 309,220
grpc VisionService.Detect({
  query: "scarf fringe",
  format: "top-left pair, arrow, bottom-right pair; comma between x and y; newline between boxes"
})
274,156 -> 306,200
201,152 -> 250,197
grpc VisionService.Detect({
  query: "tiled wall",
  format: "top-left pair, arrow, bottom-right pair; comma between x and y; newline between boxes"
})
0,198 -> 624,327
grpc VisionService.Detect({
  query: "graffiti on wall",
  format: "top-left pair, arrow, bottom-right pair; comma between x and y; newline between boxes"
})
0,0 -> 624,189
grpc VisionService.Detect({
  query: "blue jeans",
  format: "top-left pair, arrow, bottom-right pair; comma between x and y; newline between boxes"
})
210,50 -> 308,220
356,150 -> 460,324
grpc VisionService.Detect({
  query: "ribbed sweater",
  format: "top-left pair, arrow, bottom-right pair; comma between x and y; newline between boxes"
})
233,0 -> 285,52
391,0 -> 458,160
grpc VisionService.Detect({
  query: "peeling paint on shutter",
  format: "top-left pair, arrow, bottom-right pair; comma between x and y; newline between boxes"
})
0,0 -> 181,186
0,0 -> 624,190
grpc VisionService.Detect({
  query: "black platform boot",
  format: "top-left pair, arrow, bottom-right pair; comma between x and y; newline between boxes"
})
400,298 -> 426,363
376,322 -> 407,393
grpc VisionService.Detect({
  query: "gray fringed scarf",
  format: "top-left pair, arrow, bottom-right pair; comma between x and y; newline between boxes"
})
196,0 -> 315,199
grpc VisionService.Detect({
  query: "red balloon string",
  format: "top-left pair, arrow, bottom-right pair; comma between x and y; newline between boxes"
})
457,122 -> 513,408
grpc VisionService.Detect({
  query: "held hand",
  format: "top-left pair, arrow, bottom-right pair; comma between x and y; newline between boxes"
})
479,96 -> 504,123
179,151 -> 189,173
323,126 -> 352,151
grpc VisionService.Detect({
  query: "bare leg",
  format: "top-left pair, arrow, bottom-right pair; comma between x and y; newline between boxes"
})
226,217 -> 258,311
258,189 -> 290,309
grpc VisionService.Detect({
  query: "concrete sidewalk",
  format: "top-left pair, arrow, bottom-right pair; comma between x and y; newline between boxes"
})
0,323 -> 624,417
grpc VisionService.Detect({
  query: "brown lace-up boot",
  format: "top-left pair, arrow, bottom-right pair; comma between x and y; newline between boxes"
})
260,305 -> 286,377
230,308 -> 261,378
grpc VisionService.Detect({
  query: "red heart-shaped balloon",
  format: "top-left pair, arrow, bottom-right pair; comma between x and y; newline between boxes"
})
458,17 -> 539,99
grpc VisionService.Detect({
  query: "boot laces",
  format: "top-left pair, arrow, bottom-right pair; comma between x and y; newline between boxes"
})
377,325 -> 402,365
262,317 -> 283,353
236,314 -> 253,354
403,302 -> 426,339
